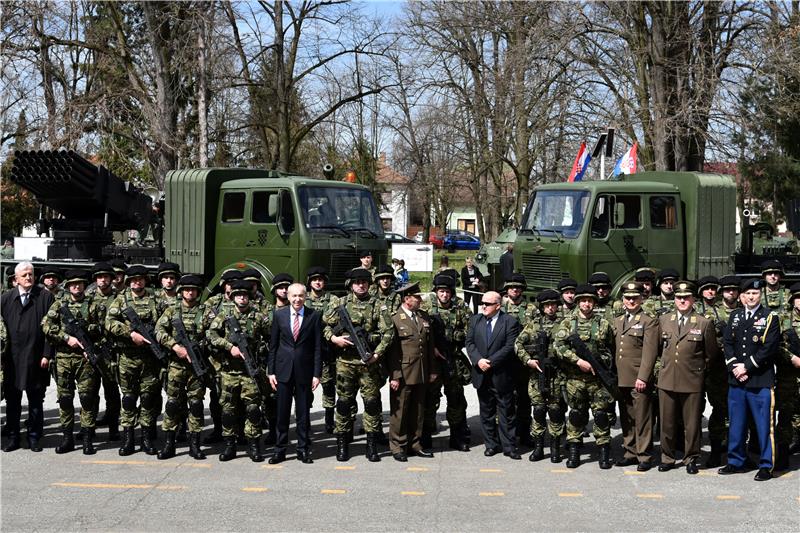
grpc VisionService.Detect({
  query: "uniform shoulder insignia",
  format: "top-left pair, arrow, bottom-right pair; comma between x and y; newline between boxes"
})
556,329 -> 567,339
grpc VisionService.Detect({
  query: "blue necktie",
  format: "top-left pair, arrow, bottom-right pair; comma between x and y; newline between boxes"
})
486,318 -> 492,344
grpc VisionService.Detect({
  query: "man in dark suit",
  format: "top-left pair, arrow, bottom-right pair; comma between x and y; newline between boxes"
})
267,283 -> 322,464
466,290 -> 522,459
1,262 -> 55,452
498,244 -> 514,289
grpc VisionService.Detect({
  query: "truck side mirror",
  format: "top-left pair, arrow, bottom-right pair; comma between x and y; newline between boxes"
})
614,202 -> 626,228
268,195 -> 279,220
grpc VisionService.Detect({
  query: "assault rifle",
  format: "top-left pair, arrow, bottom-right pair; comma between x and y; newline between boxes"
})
171,317 -> 218,395
224,316 -> 269,400
60,303 -> 110,368
566,333 -> 619,399
524,330 -> 554,397
123,306 -> 168,363
336,303 -> 373,364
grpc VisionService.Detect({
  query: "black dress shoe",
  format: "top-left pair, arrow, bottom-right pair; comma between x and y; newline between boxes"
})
28,438 -> 43,452
658,462 -> 675,472
297,451 -> 313,464
268,452 -> 286,465
2,437 -> 20,452
754,467 -> 772,481
412,449 -> 434,458
615,456 -> 638,467
685,460 -> 699,474
637,462 -> 652,472
504,449 -> 522,460
393,452 -> 408,462
484,447 -> 501,457
718,464 -> 746,475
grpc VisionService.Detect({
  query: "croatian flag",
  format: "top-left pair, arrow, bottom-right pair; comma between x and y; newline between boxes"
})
612,142 -> 638,177
567,142 -> 591,182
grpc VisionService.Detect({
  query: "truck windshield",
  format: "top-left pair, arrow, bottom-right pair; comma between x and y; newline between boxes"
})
520,190 -> 590,239
298,186 -> 384,236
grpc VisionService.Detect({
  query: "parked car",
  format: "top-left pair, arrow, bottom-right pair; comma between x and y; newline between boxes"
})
385,232 -> 415,244
444,234 -> 481,251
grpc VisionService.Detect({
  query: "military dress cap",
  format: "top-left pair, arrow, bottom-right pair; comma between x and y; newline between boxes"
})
574,283 -> 598,300
374,264 -> 394,279
110,259 -> 127,273
673,280 -> 696,297
761,259 -> 784,275
125,265 -> 149,280
396,282 -> 422,298
658,268 -> 680,282
242,268 -> 262,281
157,261 -> 180,278
740,278 -> 763,292
63,269 -> 89,286
306,266 -> 328,281
588,272 -> 612,287
178,274 -> 203,289
271,273 -> 293,291
39,268 -> 62,281
719,275 -> 740,290
91,261 -> 114,278
537,289 -> 561,305
502,273 -> 527,290
433,273 -> 456,290
789,282 -> 800,302
696,276 -> 719,292
347,267 -> 372,282
557,278 -> 578,292
359,250 -> 373,258
229,280 -> 251,296
634,268 -> 656,282
622,281 -> 644,297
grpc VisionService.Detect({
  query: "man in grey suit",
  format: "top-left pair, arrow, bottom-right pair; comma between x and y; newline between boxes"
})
466,290 -> 522,459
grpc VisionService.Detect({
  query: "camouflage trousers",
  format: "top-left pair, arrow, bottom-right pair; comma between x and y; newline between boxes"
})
423,369 -> 468,435
162,360 -> 206,433
118,352 -> 162,429
55,354 -> 100,431
219,371 -> 262,439
704,369 -> 729,444
320,359 -> 337,409
334,360 -> 383,434
528,374 -> 566,439
564,375 -> 615,445
775,371 -> 799,447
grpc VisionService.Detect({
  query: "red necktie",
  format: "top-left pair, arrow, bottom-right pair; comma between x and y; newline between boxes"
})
292,313 -> 300,341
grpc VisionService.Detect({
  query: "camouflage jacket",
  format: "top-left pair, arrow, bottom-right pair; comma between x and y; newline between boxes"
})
105,288 -> 166,352
515,311 -> 563,367
763,286 -> 791,314
203,293 -> 233,325
421,294 -> 470,356
155,301 -> 207,361
206,304 -> 269,371
779,309 -> 800,373
553,312 -> 615,378
502,297 -> 536,326
87,287 -> 117,343
41,296 -> 98,358
323,292 -> 394,364
370,286 -> 402,318
306,290 -> 339,314
642,296 -> 675,319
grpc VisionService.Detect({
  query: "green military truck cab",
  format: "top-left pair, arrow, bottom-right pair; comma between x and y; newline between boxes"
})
165,168 -> 387,295
515,171 -> 737,295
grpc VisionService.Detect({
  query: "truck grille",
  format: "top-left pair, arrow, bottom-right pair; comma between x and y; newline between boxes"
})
329,252 -> 360,284
521,253 -> 562,287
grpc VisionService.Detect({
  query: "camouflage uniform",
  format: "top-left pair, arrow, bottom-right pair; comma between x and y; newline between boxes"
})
553,313 -> 616,446
306,290 -> 339,410
202,292 -> 234,439
421,294 -> 471,444
502,297 -> 535,443
87,286 -> 120,435
762,286 -> 791,314
694,298 -> 732,451
777,308 -> 800,462
371,285 -> 402,315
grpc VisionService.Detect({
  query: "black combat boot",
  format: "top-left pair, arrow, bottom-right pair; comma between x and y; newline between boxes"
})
789,430 -> 800,455
449,425 -> 470,452
420,432 -> 433,451
82,429 -> 96,456
345,427 -> 354,444
599,444 -> 613,469
107,415 -> 120,442
376,430 -> 389,446
188,432 -> 206,460
247,437 -> 264,463
529,435 -> 545,462
325,408 -> 335,434
774,443 -> 790,471
157,431 -> 176,460
204,423 -> 223,445
566,443 -> 580,469
177,420 -> 188,443
705,440 -> 723,468
336,433 -> 349,462
141,424 -> 157,455
366,433 -> 381,462
118,427 -> 136,456
55,430 -> 75,454
550,436 -> 562,463
219,436 -> 237,461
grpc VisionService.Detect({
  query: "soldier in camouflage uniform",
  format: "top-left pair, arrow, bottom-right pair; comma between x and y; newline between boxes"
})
553,284 -> 616,469
155,274 -> 209,460
359,250 -> 377,279
202,268 -> 243,443
775,283 -> 800,469
558,278 -> 578,317
39,268 -> 64,301
105,265 -> 167,456
589,272 -> 616,321
515,289 -> 566,462
242,268 -> 266,308
110,259 -> 127,293
305,266 -> 339,433
86,262 -> 121,440
41,270 -> 101,455
370,264 -> 402,313
421,274 -> 472,452
260,272 -> 292,444
642,268 -> 679,319
501,273 -> 535,447
206,280 -> 270,462
156,262 -> 180,307
324,267 -> 394,462
761,259 -> 791,313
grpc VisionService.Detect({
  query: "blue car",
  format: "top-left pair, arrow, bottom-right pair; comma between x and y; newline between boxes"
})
444,234 -> 481,251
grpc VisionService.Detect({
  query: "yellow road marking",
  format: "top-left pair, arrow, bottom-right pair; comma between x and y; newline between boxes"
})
321,489 -> 347,494
778,472 -> 793,478
698,472 -> 718,477
334,466 -> 356,470
261,465 -> 283,470
624,471 -> 646,476
558,492 -> 583,497
51,482 -> 185,491
479,492 -> 505,497
550,469 -> 572,473
401,491 -> 426,496
716,495 -> 741,501
79,460 -> 211,469
241,487 -> 269,493
479,468 -> 503,473
407,467 -> 429,472
637,493 -> 664,499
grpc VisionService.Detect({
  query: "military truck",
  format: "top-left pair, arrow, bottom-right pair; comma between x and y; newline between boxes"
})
3,150 -> 387,294
513,171 -> 798,296
474,227 -> 515,290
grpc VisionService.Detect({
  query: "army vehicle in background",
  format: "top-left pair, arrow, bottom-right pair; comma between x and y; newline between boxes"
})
513,171 -> 799,297
474,228 -> 515,290
2,150 -> 387,294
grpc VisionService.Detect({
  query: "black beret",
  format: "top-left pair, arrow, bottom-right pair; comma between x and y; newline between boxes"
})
220,269 -> 244,284
271,273 -> 293,291
740,278 -> 763,292
229,280 -> 251,296
178,274 -> 203,289
242,268 -> 262,281
502,273 -> 527,290
719,275 -> 740,290
110,259 -> 127,273
157,262 -> 180,277
634,268 -> 656,282
433,273 -> 456,290
537,289 -> 561,305
125,265 -> 149,279
761,259 -> 784,275
63,269 -> 88,285
39,268 -> 62,281
557,278 -> 578,291
574,283 -> 598,300
359,250 -> 373,258
374,264 -> 394,279
306,266 -> 328,281
696,276 -> 719,291
658,268 -> 680,282
347,268 -> 372,283
588,272 -> 612,286
91,262 -> 114,278
789,282 -> 800,302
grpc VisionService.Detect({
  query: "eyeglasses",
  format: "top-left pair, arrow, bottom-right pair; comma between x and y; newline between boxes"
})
480,301 -> 499,306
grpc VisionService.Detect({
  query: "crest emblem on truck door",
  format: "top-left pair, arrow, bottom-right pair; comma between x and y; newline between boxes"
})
258,230 -> 268,246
